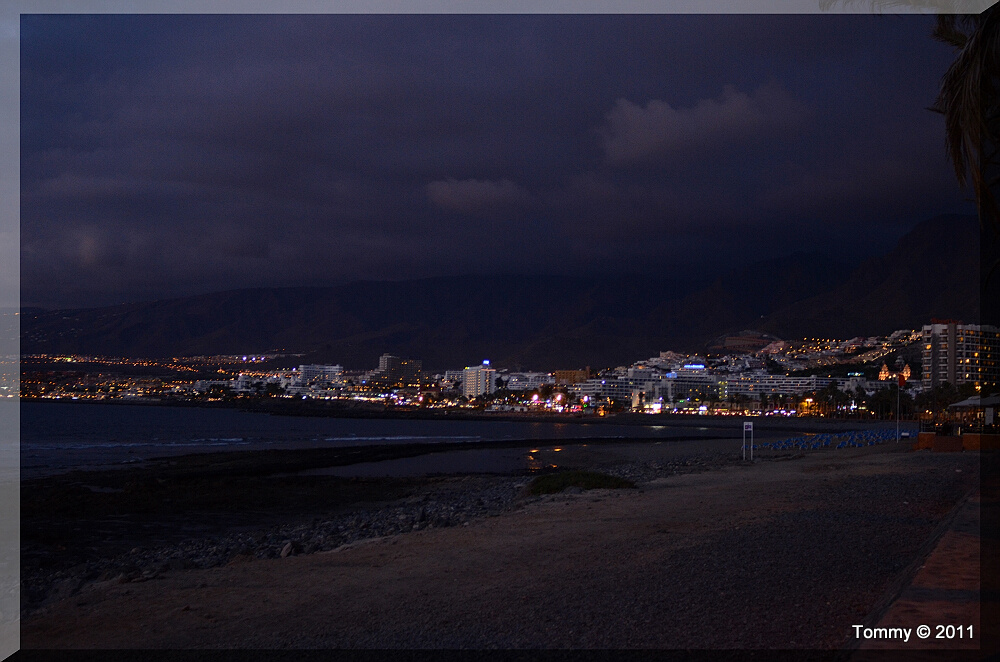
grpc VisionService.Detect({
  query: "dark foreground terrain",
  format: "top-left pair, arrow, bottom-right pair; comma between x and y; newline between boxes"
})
21,437 -> 736,614
20,440 -> 985,649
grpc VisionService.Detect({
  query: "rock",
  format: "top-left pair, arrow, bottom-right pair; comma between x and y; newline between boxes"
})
24,473 -> 549,614
48,577 -> 84,602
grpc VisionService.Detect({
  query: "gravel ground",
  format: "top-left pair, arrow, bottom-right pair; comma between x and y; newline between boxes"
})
253,453 -> 975,650
21,451 -> 736,615
21,446 -> 981,649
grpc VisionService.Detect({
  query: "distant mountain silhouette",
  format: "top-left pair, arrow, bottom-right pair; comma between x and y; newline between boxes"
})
757,214 -> 979,339
21,214 -> 978,370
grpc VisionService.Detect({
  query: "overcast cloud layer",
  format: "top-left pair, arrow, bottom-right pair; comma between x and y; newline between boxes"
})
21,14 -> 972,309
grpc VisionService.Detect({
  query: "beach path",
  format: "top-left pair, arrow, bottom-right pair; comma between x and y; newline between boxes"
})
22,447 -> 981,649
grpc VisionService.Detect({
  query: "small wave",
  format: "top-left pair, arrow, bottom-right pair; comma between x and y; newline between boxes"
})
180,441 -> 249,448
34,440 -> 254,450
189,437 -> 246,442
321,435 -> 482,443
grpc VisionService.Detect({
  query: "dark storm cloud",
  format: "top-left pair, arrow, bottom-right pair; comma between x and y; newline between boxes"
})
427,178 -> 534,215
20,14 -> 973,308
600,83 -> 807,164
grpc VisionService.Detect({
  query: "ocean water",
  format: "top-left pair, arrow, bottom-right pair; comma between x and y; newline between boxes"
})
20,401 -> 736,478
0,400 -> 15,482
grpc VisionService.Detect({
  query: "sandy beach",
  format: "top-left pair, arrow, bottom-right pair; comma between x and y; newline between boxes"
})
19,439 -> 982,650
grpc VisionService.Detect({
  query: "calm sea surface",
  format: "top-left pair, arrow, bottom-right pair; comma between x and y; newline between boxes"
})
19,401 -> 742,478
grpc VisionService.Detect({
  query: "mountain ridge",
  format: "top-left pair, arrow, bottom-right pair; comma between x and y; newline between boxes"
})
21,214 -> 979,370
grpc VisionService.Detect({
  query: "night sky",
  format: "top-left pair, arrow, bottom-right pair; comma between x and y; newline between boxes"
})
20,13 -> 973,310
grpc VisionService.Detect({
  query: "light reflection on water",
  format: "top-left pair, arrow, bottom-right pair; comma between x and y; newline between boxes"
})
300,446 -> 571,478
29,401 -> 851,479
297,435 -> 769,479
23,401 -> 740,478
299,447 -> 528,478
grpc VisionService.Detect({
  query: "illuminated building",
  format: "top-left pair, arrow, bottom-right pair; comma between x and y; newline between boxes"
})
298,364 -> 344,384
921,322 -> 1000,389
506,372 -> 555,391
368,354 -> 422,384
554,368 -> 590,386
724,373 -> 836,396
572,378 -> 641,402
463,361 -> 496,398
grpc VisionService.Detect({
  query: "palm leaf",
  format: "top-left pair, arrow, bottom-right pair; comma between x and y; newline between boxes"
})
930,9 -> 1000,231
822,3 -> 1000,231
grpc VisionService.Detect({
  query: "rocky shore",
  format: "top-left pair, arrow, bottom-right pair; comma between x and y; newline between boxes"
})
21,442 -> 983,649
22,445 -> 736,616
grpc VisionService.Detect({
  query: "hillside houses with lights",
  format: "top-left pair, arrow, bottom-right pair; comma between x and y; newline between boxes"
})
69,321 -> 995,422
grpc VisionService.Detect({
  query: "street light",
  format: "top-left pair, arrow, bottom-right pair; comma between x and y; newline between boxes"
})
894,356 -> 906,442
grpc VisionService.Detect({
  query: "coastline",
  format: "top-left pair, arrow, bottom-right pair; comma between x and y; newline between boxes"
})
22,397 -> 916,479
20,441 -> 980,649
21,436 -> 747,615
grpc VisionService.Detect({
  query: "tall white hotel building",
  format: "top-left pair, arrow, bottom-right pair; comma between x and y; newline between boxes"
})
921,322 -> 1000,390
463,361 -> 497,399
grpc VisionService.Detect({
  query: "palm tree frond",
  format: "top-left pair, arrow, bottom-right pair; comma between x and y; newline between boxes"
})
933,15 -> 968,48
823,4 -> 1000,231
932,8 -> 1000,229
